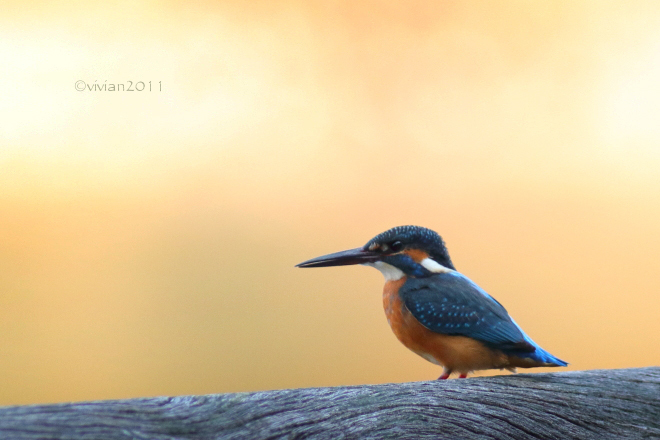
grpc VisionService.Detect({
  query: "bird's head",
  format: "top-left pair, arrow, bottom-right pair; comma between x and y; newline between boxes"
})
296,225 -> 455,280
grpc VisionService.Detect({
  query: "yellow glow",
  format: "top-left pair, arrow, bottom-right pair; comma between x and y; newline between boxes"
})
1,1 -> 660,405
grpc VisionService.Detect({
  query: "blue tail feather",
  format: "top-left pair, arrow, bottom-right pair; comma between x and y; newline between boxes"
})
508,318 -> 568,366
527,345 -> 568,366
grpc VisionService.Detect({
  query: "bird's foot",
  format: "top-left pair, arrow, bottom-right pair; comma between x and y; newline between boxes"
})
458,373 -> 468,379
438,368 -> 452,380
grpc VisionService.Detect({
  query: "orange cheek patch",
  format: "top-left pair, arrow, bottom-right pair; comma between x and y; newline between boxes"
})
403,249 -> 430,263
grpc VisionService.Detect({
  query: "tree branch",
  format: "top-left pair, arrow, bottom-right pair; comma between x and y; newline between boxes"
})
1,367 -> 659,439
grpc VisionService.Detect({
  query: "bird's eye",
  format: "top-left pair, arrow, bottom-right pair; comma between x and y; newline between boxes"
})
390,241 -> 404,252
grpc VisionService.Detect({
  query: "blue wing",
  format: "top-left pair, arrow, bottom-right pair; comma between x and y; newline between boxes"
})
399,272 -> 535,353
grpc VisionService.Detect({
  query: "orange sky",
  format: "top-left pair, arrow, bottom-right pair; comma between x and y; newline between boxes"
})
1,1 -> 660,405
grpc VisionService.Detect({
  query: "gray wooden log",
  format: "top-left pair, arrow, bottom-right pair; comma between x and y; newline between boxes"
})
0,367 -> 658,439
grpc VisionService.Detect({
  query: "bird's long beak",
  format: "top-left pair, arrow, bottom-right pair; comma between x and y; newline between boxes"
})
296,247 -> 381,268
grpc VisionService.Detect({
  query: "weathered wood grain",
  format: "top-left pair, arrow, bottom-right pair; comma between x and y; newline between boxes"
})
0,367 -> 658,439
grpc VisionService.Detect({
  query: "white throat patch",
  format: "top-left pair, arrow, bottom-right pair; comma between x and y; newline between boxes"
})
364,261 -> 405,281
420,258 -> 452,273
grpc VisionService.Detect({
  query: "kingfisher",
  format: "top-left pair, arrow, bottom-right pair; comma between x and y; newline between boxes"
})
296,225 -> 567,379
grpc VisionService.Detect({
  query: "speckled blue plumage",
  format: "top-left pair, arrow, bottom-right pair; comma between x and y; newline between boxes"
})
400,272 -> 567,366
364,225 -> 455,270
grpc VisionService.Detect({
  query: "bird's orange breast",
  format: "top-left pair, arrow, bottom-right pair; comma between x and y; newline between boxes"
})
383,277 -> 509,373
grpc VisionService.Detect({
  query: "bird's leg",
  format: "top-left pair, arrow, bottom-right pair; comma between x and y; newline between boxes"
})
458,373 -> 468,379
438,368 -> 452,380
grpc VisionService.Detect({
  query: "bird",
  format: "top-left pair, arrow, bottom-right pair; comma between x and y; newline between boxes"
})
296,225 -> 567,379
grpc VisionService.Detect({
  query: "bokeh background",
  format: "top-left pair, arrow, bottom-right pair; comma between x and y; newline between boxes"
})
2,1 -> 660,405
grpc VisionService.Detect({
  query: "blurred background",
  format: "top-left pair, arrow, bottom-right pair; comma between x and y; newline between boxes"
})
1,0 -> 660,405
